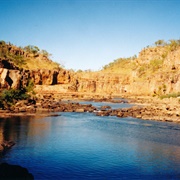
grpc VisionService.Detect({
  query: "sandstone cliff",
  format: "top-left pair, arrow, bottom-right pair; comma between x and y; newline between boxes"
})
71,42 -> 180,97
0,66 -> 72,90
1,40 -> 180,98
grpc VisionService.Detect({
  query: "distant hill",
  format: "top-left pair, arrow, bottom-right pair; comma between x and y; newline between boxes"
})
0,40 -> 61,70
101,39 -> 180,79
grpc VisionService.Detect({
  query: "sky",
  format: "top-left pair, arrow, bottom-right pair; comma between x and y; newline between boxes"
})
0,0 -> 180,70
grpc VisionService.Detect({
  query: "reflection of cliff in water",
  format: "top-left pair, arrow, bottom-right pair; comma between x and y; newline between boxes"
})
0,116 -> 55,147
0,117 -> 30,144
0,116 -> 57,149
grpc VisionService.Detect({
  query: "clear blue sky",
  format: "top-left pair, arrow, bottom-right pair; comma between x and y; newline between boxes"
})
0,0 -> 180,70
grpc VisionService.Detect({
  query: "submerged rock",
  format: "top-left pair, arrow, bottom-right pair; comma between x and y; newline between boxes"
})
1,140 -> 15,150
0,140 -> 15,154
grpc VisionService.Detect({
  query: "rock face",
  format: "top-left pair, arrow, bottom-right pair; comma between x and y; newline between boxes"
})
2,66 -> 180,97
29,69 -> 59,85
72,46 -> 180,96
1,44 -> 180,97
0,67 -> 72,90
8,70 -> 22,89
71,71 -> 179,96
0,68 -> 8,88
0,59 -> 20,70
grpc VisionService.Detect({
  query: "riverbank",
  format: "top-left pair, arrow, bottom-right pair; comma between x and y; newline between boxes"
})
124,95 -> 180,123
0,92 -> 180,123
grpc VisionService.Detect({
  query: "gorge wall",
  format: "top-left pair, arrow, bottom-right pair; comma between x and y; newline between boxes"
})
1,65 -> 180,97
1,42 -> 180,97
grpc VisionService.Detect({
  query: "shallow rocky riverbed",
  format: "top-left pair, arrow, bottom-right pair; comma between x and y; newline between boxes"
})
1,94 -> 180,123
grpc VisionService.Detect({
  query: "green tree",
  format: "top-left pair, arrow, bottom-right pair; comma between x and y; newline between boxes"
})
168,39 -> 179,51
154,40 -> 166,46
24,45 -> 40,54
0,40 -> 6,45
41,49 -> 52,58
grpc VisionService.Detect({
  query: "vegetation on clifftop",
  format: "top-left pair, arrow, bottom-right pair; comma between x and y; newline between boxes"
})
1,39 -> 180,100
102,56 -> 137,74
101,39 -> 180,98
102,39 -> 180,73
0,40 -> 61,70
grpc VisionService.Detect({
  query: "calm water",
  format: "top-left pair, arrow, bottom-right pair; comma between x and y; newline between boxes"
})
0,102 -> 180,179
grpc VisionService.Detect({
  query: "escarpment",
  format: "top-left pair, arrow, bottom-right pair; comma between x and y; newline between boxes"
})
0,66 -> 72,90
0,41 -> 73,92
1,40 -> 180,98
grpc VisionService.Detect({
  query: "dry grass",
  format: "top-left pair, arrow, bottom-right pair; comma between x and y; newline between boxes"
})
23,57 -> 60,70
101,58 -> 137,75
0,42 -> 61,70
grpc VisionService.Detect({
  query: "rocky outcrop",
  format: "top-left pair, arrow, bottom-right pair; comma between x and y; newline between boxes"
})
0,59 -> 19,70
73,72 -> 160,96
0,68 -> 8,88
0,163 -> 34,179
2,91 -> 180,123
1,66 -> 180,98
95,104 -> 180,123
136,46 -> 166,65
0,68 -> 73,90
2,95 -> 97,114
57,70 -> 71,84
70,46 -> 180,96
1,42 -> 180,98
8,70 -> 22,89
29,69 -> 59,85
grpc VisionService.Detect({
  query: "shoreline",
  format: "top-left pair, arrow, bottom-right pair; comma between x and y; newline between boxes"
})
0,93 -> 180,123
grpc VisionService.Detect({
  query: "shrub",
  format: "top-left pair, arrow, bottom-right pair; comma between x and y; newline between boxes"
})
0,40 -> 6,45
159,92 -> 180,99
150,59 -> 163,71
168,39 -> 180,51
154,40 -> 166,46
0,80 -> 35,109
10,54 -> 26,67
23,45 -> 40,54
25,80 -> 34,93
137,64 -> 149,77
0,88 -> 30,109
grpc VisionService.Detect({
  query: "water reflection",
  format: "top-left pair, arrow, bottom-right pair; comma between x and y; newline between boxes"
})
0,113 -> 180,179
0,117 -> 28,143
0,116 -> 55,146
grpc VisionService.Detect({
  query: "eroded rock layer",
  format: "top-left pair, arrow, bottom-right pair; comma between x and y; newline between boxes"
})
1,43 -> 180,97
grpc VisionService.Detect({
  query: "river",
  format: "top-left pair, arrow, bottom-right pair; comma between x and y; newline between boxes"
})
0,101 -> 180,179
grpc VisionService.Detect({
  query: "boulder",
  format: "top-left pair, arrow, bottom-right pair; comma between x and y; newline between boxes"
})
7,70 -> 21,88
0,68 -> 8,88
100,105 -> 111,111
0,163 -> 34,179
75,108 -> 85,112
